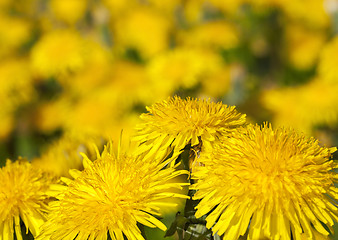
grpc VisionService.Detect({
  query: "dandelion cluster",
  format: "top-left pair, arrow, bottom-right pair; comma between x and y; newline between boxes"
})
1,0 -> 338,239
0,0 -> 337,144
1,95 -> 338,240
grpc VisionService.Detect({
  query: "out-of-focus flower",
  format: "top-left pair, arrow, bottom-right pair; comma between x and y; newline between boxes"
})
134,96 -> 246,160
285,24 -> 326,70
318,36 -> 338,82
30,29 -> 88,78
200,66 -> 231,98
0,58 -> 35,110
182,0 -> 204,23
0,57 -> 35,139
147,47 -> 224,95
246,0 -> 281,8
107,60 -> 153,106
57,41 -> 112,95
146,0 -> 182,15
0,112 -> 13,140
49,0 -> 87,25
261,78 -> 338,134
279,0 -> 330,27
182,0 -> 243,22
103,112 -> 141,150
102,0 -> 138,18
191,124 -> 338,240
62,83 -> 143,139
0,0 -> 10,8
33,97 -> 69,133
177,20 -> 239,50
11,0 -> 41,17
32,134 -> 102,177
38,141 -> 189,240
0,159 -> 55,240
0,14 -> 32,58
208,0 -> 247,14
113,6 -> 172,59
64,93 -> 121,137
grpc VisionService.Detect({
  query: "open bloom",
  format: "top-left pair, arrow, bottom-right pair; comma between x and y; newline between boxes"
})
134,96 -> 246,160
38,141 -> 189,240
191,124 -> 338,240
0,159 -> 54,240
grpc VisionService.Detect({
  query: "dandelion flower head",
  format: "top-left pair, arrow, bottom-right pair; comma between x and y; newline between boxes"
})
285,24 -> 326,70
134,96 -> 246,159
318,36 -> 338,82
32,133 -> 102,177
177,20 -> 239,50
147,48 -> 223,90
278,0 -> 330,27
0,58 -> 34,111
30,29 -> 87,78
261,78 -> 338,133
113,6 -> 171,59
0,159 -> 55,240
0,14 -> 31,57
191,124 -> 338,240
38,141 -> 189,240
49,0 -> 87,25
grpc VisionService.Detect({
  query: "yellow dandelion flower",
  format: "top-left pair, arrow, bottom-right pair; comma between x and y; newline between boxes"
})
0,159 -> 55,240
134,96 -> 246,160
261,78 -> 338,134
108,60 -> 152,106
32,133 -> 102,177
0,58 -> 35,111
147,0 -> 181,15
0,57 -> 34,139
285,24 -> 326,70
113,6 -> 172,59
191,124 -> 338,240
200,66 -> 232,98
0,111 -> 13,140
33,97 -> 68,133
49,0 -> 87,25
60,41 -> 112,96
64,90 -> 122,137
279,0 -> 330,27
246,0 -> 281,8
30,29 -> 87,78
177,20 -> 239,50
318,36 -> 338,82
182,0 -> 204,23
208,0 -> 246,15
38,142 -> 189,240
0,14 -> 31,57
147,48 -> 224,91
102,0 -> 138,18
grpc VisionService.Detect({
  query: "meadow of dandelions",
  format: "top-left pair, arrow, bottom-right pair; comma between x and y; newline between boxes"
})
1,96 -> 338,240
1,0 -> 338,240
